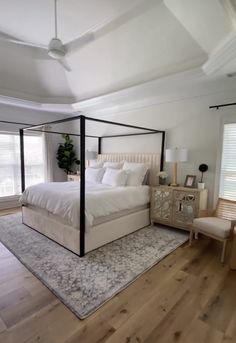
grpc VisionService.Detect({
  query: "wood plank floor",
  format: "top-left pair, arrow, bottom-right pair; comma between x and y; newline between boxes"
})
0,209 -> 236,343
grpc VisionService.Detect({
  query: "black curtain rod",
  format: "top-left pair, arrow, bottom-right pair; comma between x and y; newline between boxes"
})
209,102 -> 236,110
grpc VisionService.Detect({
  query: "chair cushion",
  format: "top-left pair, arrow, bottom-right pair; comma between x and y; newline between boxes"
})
193,217 -> 231,239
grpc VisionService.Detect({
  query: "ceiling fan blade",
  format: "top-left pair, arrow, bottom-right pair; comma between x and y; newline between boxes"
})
63,0 -> 149,56
0,31 -> 47,50
57,59 -> 72,72
64,33 -> 94,55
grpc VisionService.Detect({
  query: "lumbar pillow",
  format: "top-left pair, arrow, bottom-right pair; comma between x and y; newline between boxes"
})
103,161 -> 124,169
85,168 -> 105,183
122,161 -> 149,186
102,168 -> 127,187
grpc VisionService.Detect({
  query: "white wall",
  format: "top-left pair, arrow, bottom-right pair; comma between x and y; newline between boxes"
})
1,94 -> 236,209
88,95 -> 236,207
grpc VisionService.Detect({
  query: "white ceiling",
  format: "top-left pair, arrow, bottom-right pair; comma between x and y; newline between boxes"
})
0,0 -> 144,45
0,0 -> 236,108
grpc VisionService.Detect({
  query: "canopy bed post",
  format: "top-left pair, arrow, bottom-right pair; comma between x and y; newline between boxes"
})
98,137 -> 102,154
19,128 -> 25,193
80,115 -> 86,257
160,131 -> 165,171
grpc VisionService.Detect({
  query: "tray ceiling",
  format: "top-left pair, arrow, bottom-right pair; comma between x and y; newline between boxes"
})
0,0 -> 235,105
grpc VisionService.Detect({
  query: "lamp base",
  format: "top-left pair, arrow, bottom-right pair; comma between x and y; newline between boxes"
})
169,183 -> 179,187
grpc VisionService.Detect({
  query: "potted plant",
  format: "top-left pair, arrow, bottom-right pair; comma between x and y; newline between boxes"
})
157,171 -> 168,185
56,134 -> 77,174
198,164 -> 208,189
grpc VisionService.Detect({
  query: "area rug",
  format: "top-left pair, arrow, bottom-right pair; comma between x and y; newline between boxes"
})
0,213 -> 188,319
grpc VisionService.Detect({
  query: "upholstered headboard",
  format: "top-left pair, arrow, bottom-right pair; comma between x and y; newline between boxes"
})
97,153 -> 160,186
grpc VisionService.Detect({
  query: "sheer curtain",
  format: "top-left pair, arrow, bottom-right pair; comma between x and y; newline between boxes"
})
43,125 -> 54,182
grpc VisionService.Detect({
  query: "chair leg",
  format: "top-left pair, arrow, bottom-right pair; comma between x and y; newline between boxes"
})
195,231 -> 199,240
221,240 -> 227,264
189,229 -> 194,246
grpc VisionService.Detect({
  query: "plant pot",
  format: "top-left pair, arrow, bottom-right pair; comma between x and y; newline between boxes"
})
198,182 -> 205,190
159,177 -> 166,185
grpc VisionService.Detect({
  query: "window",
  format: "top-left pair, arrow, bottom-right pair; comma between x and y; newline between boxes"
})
219,123 -> 236,200
0,133 -> 45,197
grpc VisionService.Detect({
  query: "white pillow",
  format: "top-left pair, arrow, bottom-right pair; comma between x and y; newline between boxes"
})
122,161 -> 149,186
102,168 -> 127,187
103,161 -> 123,169
85,168 -> 105,183
89,160 -> 104,168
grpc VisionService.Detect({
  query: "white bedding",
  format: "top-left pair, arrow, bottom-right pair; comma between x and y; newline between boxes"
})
20,182 -> 150,228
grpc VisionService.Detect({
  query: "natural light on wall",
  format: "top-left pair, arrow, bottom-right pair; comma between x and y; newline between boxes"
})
219,123 -> 236,201
0,133 -> 45,197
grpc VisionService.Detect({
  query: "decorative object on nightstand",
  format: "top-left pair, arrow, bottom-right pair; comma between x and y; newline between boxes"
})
67,174 -> 80,182
86,150 -> 97,167
197,164 -> 208,189
157,171 -> 168,185
151,185 -> 208,230
184,175 -> 196,188
165,148 -> 188,186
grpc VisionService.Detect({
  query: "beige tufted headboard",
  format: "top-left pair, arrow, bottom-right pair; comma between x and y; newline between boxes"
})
97,153 -> 160,186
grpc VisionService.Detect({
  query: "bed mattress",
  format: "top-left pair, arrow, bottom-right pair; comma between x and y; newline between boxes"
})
20,181 -> 150,228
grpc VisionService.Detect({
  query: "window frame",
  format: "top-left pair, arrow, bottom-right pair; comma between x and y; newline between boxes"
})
214,114 -> 236,205
0,130 -> 45,201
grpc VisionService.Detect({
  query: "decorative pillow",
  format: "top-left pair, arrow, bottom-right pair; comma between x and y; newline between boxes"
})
103,161 -> 124,169
122,161 -> 149,186
85,168 -> 105,183
102,168 -> 128,187
142,169 -> 150,185
89,160 -> 104,168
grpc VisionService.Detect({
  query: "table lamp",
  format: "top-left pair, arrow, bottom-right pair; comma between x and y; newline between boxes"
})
165,148 -> 188,186
86,150 -> 97,167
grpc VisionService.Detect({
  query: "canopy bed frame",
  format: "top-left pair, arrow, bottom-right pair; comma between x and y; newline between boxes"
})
19,115 -> 165,257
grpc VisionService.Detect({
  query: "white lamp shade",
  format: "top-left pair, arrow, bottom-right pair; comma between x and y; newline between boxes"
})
86,150 -> 97,160
165,148 -> 188,162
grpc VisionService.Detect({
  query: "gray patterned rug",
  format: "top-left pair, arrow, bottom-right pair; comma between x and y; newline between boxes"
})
0,213 -> 188,319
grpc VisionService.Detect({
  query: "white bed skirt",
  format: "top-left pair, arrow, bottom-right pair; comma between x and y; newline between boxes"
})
22,206 -> 150,255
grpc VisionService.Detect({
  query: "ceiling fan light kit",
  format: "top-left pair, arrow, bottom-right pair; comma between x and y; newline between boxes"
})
48,38 -> 66,59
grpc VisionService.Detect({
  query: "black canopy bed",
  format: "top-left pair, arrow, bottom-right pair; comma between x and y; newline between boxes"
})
18,115 -> 165,257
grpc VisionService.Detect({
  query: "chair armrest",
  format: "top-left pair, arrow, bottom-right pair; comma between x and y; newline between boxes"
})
198,209 -> 214,217
230,220 -> 236,239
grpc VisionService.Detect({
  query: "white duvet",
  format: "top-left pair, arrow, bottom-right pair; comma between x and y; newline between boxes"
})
20,181 -> 150,228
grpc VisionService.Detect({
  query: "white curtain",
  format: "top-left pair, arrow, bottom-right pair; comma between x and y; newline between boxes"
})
43,125 -> 54,182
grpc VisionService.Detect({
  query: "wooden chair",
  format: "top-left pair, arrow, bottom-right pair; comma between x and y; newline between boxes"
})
189,198 -> 236,263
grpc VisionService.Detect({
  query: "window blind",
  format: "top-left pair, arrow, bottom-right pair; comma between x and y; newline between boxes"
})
219,123 -> 236,200
0,133 -> 45,197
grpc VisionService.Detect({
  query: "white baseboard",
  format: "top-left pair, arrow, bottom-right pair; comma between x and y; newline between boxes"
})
0,196 -> 20,210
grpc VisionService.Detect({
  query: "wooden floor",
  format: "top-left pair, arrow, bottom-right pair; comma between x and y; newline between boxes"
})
0,209 -> 236,343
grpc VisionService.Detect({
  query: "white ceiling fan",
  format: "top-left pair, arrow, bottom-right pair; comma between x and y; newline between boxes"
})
0,0 -> 148,72
0,0 -> 94,72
